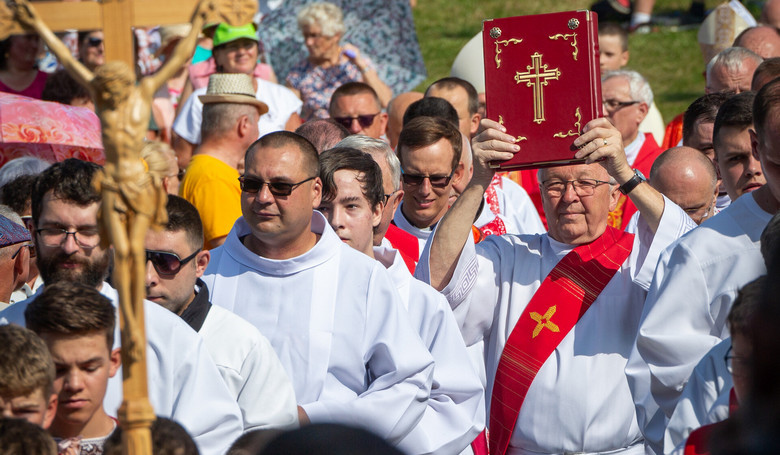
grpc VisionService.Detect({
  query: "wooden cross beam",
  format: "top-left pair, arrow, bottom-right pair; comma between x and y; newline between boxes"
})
6,0 -> 202,66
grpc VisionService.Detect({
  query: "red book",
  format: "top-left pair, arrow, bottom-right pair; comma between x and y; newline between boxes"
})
483,10 -> 602,170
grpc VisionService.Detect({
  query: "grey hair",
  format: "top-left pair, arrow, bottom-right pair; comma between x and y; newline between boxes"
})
297,2 -> 345,37
336,136 -> 401,192
201,103 -> 257,141
706,47 -> 764,84
602,69 -> 654,106
0,157 -> 50,188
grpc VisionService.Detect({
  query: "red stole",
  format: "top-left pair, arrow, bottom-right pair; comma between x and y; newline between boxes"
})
488,226 -> 635,455
386,223 -> 419,273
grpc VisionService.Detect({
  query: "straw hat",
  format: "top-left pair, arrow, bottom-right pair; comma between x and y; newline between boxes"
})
198,73 -> 269,116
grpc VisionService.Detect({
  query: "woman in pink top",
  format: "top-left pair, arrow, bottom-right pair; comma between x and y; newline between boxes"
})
0,34 -> 48,99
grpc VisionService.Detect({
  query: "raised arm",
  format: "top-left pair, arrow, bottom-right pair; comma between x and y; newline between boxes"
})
13,0 -> 93,87
428,118 -> 518,291
342,43 -> 392,108
573,117 -> 665,233
147,0 -> 215,92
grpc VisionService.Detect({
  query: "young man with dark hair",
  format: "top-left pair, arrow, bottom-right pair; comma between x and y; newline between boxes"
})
0,158 -> 244,455
145,195 -> 298,430
318,146 -> 484,455
0,417 -> 57,455
26,281 -> 120,453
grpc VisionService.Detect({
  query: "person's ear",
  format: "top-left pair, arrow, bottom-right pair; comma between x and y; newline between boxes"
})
470,113 -> 481,137
108,347 -> 122,377
42,393 -> 58,430
390,188 -> 404,212
371,202 -> 383,228
750,128 -> 761,161
311,177 -> 323,209
238,115 -> 252,138
195,249 -> 210,278
608,184 -> 621,212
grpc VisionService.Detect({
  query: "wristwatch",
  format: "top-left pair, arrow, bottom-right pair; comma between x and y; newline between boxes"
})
619,169 -> 647,195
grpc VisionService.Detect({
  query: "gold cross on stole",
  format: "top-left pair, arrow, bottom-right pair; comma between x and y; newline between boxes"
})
529,305 -> 560,338
514,52 -> 560,124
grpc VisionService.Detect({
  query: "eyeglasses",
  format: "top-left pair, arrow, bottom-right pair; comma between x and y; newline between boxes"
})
146,249 -> 201,276
238,176 -> 316,196
36,227 -> 101,248
383,190 -> 398,204
724,346 -> 750,376
87,37 -> 103,47
401,172 -> 454,188
333,113 -> 380,130
11,242 -> 33,260
602,99 -> 639,112
541,179 -> 611,197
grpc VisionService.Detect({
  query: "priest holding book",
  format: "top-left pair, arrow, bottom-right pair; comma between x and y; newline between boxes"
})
416,116 -> 696,455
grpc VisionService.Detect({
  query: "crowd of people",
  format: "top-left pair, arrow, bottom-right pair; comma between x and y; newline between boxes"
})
2,1 -> 780,454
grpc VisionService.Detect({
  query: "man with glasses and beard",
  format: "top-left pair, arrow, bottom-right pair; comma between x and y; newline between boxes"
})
328,82 -> 388,139
0,159 -> 244,455
202,131 -> 435,447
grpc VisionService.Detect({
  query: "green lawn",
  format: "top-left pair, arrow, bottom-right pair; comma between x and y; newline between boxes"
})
412,0 -> 739,123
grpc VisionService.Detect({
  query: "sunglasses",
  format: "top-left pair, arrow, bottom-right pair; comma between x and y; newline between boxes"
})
333,113 -> 379,130
87,37 -> 103,47
146,249 -> 200,276
401,172 -> 454,188
238,176 -> 316,196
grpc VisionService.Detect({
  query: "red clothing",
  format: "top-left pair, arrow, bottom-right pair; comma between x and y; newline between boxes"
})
683,388 -> 738,455
662,112 -> 684,150
500,170 -> 546,228
608,133 -> 663,230
0,71 -> 47,99
385,223 -> 419,273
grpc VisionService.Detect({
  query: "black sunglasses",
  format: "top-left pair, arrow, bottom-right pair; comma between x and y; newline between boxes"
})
146,249 -> 200,276
332,113 -> 379,129
401,172 -> 454,188
238,176 -> 316,196
87,37 -> 103,47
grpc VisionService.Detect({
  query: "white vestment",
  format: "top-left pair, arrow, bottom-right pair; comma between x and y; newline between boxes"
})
0,282 -> 244,455
173,77 -> 302,145
664,339 -> 732,455
393,203 -> 433,257
416,196 -> 693,455
626,192 -> 771,453
473,176 -> 545,236
201,212 -> 434,445
198,299 -> 299,431
375,240 -> 485,455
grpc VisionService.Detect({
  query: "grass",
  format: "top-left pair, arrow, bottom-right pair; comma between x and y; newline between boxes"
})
412,0 -> 740,122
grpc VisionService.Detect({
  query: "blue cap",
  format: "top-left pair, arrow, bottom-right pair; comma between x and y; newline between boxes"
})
0,214 -> 31,248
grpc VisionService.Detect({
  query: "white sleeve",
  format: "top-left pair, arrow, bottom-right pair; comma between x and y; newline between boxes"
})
172,91 -> 204,145
500,177 -> 545,235
301,264 -> 434,445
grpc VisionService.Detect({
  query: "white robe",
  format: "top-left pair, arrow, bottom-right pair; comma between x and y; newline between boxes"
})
199,302 -> 299,431
664,339 -> 732,455
416,196 -> 693,455
0,282 -> 244,455
375,240 -> 485,455
201,212 -> 434,445
393,203 -> 433,257
473,176 -> 545,236
626,192 -> 771,453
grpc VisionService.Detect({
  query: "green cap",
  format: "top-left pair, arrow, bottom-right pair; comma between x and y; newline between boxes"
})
212,23 -> 258,48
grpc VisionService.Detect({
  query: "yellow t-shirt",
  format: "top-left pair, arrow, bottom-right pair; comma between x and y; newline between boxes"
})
180,155 -> 241,248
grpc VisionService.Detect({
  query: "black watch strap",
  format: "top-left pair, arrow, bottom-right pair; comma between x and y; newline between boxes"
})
619,169 -> 646,195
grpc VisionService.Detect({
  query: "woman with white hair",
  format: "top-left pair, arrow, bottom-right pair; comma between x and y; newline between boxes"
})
286,1 -> 392,121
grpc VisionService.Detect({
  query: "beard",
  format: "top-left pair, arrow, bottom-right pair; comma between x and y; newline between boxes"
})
37,249 -> 110,289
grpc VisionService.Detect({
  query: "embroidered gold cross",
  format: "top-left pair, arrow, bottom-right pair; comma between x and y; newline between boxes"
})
530,305 -> 560,338
514,52 -> 560,124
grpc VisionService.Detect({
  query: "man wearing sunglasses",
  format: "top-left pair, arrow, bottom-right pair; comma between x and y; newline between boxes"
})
203,131 -> 434,447
393,116 -> 466,256
328,82 -> 388,139
0,210 -> 31,310
145,195 -> 297,431
0,159 -> 244,455
77,30 -> 105,72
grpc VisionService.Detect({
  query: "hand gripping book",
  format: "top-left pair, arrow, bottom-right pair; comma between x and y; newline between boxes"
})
483,10 -> 602,170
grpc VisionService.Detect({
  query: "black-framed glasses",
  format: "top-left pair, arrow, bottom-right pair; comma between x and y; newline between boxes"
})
332,113 -> 379,130
87,37 -> 103,47
36,227 -> 101,248
724,346 -> 750,376
238,176 -> 316,196
383,190 -> 397,204
146,249 -> 201,276
602,99 -> 640,112
541,179 -> 611,197
11,242 -> 33,260
401,172 -> 454,188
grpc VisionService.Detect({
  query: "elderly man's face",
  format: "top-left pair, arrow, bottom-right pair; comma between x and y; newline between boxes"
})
540,164 -> 620,245
400,138 -> 463,229
715,125 -> 766,200
602,76 -> 645,144
706,59 -> 760,94
240,145 -> 322,254
329,93 -> 387,139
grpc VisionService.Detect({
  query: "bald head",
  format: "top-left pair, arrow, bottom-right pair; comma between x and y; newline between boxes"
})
649,146 -> 719,224
386,92 -> 423,150
734,26 -> 780,59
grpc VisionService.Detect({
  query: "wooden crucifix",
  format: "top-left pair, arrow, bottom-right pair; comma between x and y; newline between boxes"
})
1,0 -> 256,453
